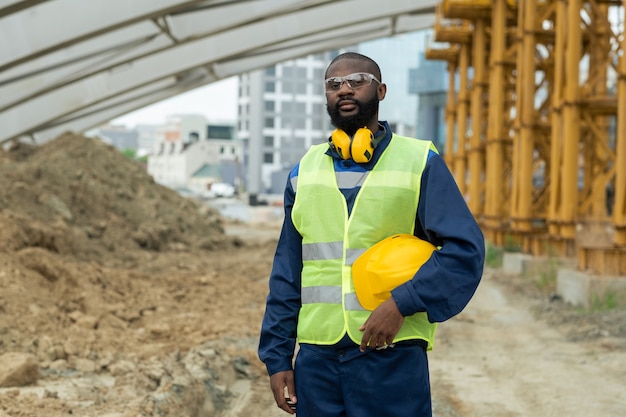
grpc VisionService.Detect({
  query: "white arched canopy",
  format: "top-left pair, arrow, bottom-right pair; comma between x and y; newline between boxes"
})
0,0 -> 437,143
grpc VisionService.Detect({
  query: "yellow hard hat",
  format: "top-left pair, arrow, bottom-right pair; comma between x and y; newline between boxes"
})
352,234 -> 436,311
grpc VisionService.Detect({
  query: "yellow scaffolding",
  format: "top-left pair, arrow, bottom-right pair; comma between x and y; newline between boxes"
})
427,0 -> 626,275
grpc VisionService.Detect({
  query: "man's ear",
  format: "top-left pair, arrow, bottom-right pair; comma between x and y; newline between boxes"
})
377,83 -> 387,100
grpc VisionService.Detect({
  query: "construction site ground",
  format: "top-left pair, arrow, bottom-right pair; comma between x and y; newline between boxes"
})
0,133 -> 625,417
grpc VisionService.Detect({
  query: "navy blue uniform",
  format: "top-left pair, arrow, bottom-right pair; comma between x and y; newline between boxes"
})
259,121 -> 485,416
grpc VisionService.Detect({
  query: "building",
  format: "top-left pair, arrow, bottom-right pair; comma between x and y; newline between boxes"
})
237,53 -> 337,200
409,50 -> 449,153
91,123 -> 139,151
134,124 -> 161,158
147,114 -> 241,197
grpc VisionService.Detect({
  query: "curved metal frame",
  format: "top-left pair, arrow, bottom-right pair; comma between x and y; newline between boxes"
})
0,0 -> 437,143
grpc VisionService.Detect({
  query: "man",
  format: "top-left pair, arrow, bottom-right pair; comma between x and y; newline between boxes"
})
258,52 -> 484,416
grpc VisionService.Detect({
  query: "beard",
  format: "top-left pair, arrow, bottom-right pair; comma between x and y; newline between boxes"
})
327,94 -> 379,136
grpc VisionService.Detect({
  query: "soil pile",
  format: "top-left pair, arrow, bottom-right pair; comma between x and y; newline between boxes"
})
0,133 -> 228,262
0,133 -> 271,417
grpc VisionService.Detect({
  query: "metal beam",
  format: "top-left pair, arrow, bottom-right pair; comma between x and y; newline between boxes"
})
33,11 -> 435,142
0,21 -> 166,108
484,0 -> 509,245
0,0 -> 202,70
0,0 -> 438,143
468,18 -> 487,216
559,0 -> 582,240
32,77 -> 208,142
0,0 -> 328,103
616,3 -> 626,246
510,0 -> 537,235
0,0 -> 48,19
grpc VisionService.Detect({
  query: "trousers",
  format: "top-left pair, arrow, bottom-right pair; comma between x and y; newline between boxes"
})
294,342 -> 432,417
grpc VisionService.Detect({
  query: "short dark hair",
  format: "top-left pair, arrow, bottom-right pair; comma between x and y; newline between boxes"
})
325,52 -> 382,81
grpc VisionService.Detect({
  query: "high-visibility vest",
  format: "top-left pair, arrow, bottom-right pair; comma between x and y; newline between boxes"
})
292,135 -> 438,349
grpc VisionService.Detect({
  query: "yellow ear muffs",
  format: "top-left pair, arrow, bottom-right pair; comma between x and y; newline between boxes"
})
350,127 -> 375,163
330,129 -> 352,160
329,127 -> 375,163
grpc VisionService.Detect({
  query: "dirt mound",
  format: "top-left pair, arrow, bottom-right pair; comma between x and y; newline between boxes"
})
0,133 -> 267,416
0,133 -> 229,264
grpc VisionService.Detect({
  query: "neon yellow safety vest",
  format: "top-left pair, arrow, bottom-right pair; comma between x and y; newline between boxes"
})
292,134 -> 438,350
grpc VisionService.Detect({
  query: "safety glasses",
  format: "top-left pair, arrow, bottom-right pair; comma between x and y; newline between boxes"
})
324,72 -> 381,93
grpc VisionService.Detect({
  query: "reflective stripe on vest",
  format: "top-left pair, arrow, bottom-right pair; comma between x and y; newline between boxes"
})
292,135 -> 438,349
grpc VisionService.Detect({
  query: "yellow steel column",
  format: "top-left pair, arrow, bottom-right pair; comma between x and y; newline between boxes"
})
548,0 -> 566,237
585,2 -> 611,221
615,1 -> 626,245
511,0 -> 537,237
468,18 -> 487,216
445,62 -> 458,167
560,0 -> 582,240
455,43 -> 470,195
484,0 -> 508,244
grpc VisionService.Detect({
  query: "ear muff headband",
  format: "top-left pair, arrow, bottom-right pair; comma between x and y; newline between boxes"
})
330,127 -> 375,163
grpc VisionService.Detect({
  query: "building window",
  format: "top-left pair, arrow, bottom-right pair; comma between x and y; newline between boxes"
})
295,116 -> 306,129
265,117 -> 275,128
312,81 -> 323,95
264,101 -> 275,112
265,66 -> 276,76
265,81 -> 275,92
264,136 -> 274,147
312,115 -> 325,130
282,102 -> 293,114
283,81 -> 294,93
295,67 -> 307,79
264,152 -> 274,163
295,102 -> 306,114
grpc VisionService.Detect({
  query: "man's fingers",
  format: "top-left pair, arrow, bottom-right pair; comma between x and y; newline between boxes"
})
282,386 -> 297,412
360,327 -> 396,351
359,330 -> 371,352
269,371 -> 297,414
275,397 -> 296,414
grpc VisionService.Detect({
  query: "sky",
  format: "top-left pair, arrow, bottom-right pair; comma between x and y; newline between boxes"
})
111,76 -> 239,128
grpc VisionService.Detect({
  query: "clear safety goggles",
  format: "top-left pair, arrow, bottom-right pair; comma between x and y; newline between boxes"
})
324,72 -> 381,93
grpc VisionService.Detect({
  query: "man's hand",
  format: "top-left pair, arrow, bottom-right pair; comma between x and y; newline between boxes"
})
269,370 -> 297,414
359,297 -> 404,352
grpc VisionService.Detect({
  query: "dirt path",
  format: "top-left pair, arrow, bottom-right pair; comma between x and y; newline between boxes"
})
429,270 -> 626,417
